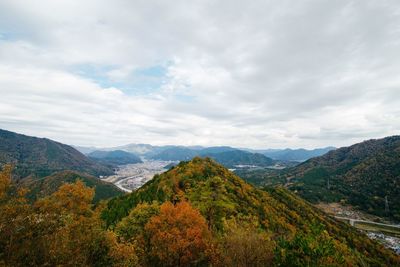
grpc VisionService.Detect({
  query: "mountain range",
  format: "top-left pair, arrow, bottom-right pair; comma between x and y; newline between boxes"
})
75,143 -> 333,162
77,144 -> 276,168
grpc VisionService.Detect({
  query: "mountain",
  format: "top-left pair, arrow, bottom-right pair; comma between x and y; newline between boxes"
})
263,147 -> 335,161
150,146 -> 198,161
205,150 -> 274,167
150,146 -> 275,167
73,145 -> 99,155
0,129 -> 113,179
285,136 -> 400,221
198,146 -> 236,154
102,157 -> 399,266
20,170 -> 124,203
78,142 -> 329,165
112,143 -> 158,156
88,150 -> 142,165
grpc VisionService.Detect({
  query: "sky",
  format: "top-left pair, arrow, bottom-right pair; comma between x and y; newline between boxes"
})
0,0 -> 400,149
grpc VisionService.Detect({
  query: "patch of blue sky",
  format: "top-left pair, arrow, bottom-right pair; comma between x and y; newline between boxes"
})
72,64 -> 118,88
174,94 -> 196,103
0,31 -> 18,41
135,64 -> 167,77
71,63 -> 169,95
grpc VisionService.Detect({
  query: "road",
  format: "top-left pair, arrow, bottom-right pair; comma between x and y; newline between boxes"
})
335,216 -> 400,230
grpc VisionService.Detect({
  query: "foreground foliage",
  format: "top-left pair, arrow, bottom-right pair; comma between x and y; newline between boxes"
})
0,165 -> 136,266
20,170 -> 124,203
103,157 -> 400,266
2,158 -> 400,266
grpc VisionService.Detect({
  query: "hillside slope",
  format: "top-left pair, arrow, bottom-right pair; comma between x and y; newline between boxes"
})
286,136 -> 400,220
0,129 -> 113,179
20,170 -> 124,203
103,157 -> 399,266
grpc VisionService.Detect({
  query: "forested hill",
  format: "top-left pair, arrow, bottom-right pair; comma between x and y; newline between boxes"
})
286,136 -> 400,221
102,157 -> 399,266
0,129 -> 113,179
20,170 -> 124,203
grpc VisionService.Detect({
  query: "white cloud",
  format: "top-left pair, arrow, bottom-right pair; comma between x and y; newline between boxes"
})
0,0 -> 400,149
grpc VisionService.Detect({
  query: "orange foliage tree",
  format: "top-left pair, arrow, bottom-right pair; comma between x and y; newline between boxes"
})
215,219 -> 275,267
144,201 -> 211,267
0,166 -> 138,267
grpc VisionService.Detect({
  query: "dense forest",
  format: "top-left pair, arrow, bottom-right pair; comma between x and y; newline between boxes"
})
0,129 -> 113,178
19,170 -> 124,203
0,129 -> 123,203
284,136 -> 400,221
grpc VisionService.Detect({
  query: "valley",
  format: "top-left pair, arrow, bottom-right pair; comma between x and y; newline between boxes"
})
102,160 -> 174,192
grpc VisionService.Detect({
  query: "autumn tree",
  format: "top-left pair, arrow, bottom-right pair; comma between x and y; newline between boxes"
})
115,202 -> 160,265
0,165 -> 32,266
0,165 -> 12,200
116,202 -> 160,242
214,219 -> 275,267
0,168 -> 138,267
144,201 -> 211,267
32,180 -> 138,266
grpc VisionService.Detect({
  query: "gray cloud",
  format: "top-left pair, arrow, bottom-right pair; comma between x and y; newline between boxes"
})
0,0 -> 400,149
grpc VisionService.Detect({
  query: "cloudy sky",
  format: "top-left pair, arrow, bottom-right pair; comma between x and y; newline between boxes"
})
1,0 -> 400,149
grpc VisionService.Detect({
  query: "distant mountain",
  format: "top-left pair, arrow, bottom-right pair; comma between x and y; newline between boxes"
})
150,146 -> 197,161
112,143 -> 158,156
103,157 -> 399,266
88,150 -> 142,165
0,129 -> 113,179
285,136 -> 400,221
150,146 -> 275,167
20,170 -> 124,203
198,146 -> 237,154
263,147 -> 335,161
73,145 -> 99,155
77,142 -> 334,164
205,150 -> 274,168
